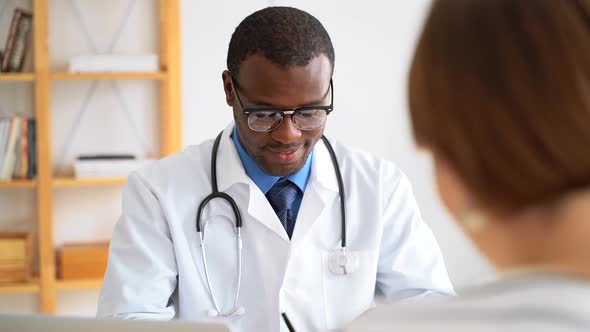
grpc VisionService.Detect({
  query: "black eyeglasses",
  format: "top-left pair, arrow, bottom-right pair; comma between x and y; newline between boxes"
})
231,76 -> 334,132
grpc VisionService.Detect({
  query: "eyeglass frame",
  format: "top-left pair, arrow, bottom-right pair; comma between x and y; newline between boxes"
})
230,75 -> 334,132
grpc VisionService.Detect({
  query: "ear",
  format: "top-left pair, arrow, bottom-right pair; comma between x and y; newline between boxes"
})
222,70 -> 234,107
433,154 -> 470,222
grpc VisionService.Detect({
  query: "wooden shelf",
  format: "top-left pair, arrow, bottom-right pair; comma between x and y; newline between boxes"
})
0,73 -> 35,81
55,278 -> 103,291
0,279 -> 40,294
53,177 -> 127,187
0,180 -> 37,189
11,0 -> 182,314
50,72 -> 166,80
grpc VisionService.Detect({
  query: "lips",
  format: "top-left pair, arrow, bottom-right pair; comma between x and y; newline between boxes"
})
266,146 -> 302,162
267,144 -> 303,154
268,148 -> 299,154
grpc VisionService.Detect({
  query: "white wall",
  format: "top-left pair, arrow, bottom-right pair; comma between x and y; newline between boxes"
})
0,0 -> 493,317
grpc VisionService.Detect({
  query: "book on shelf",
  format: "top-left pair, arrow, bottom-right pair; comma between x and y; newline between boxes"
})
1,116 -> 21,179
0,116 -> 37,181
11,119 -> 21,178
13,117 -> 28,179
26,118 -> 36,179
74,155 -> 154,179
77,154 -> 135,160
0,120 -> 9,172
1,8 -> 33,73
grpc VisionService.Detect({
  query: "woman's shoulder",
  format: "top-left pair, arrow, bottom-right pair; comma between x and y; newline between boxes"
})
347,274 -> 590,332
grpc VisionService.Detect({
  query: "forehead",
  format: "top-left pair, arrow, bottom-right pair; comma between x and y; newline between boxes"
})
235,53 -> 332,108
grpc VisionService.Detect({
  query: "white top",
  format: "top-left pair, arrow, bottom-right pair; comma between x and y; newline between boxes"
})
347,273 -> 590,332
97,124 -> 454,332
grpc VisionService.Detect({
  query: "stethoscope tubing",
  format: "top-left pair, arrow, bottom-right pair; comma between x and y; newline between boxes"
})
320,135 -> 346,249
196,130 -> 347,318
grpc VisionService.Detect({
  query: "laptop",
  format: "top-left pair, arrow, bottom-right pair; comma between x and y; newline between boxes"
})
0,314 -> 230,332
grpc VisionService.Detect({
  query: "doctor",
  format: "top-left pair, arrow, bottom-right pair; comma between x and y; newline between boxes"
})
97,6 -> 453,332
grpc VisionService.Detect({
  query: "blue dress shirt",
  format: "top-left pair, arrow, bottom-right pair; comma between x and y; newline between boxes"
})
231,127 -> 312,221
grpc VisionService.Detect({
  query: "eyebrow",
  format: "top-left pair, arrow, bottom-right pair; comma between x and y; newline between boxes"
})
242,83 -> 331,109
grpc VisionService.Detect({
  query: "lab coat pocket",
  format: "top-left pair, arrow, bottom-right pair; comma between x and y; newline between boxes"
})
321,249 -> 377,330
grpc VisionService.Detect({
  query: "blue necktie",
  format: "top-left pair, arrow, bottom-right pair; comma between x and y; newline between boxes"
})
266,180 -> 300,239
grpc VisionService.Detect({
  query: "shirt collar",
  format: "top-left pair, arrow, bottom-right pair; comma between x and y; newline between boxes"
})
231,126 -> 312,194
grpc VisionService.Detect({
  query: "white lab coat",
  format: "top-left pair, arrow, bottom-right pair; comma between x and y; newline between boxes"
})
347,273 -> 590,332
97,124 -> 454,332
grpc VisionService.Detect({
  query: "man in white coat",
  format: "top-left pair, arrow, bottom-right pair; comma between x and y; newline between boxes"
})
97,6 -> 453,332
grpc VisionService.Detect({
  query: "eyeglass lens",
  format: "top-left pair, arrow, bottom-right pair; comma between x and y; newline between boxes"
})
247,109 -> 328,132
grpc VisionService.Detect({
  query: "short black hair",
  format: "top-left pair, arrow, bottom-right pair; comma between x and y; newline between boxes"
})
227,6 -> 335,77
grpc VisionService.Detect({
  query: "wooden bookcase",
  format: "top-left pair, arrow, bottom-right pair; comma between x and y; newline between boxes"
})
0,0 -> 181,314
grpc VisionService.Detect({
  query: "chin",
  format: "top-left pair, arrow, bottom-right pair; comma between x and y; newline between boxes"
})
264,163 -> 304,177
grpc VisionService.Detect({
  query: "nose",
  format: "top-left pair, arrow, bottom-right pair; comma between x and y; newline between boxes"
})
271,115 -> 301,144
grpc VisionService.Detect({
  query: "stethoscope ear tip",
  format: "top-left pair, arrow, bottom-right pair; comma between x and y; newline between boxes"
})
235,307 -> 246,316
207,309 -> 219,317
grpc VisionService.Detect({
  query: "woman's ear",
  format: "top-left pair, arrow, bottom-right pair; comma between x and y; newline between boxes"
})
433,153 -> 491,235
433,154 -> 470,222
222,70 -> 234,107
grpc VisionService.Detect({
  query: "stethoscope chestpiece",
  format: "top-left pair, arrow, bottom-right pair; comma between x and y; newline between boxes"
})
328,249 -> 358,275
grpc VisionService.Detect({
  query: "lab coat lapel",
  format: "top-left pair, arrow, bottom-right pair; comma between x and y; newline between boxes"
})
217,123 -> 291,242
247,184 -> 291,241
291,138 -> 340,244
216,124 -> 250,191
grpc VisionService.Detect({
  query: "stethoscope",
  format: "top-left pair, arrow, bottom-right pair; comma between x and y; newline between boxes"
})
196,131 -> 353,318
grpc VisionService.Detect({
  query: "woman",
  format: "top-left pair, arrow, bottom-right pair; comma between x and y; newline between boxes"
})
349,0 -> 590,331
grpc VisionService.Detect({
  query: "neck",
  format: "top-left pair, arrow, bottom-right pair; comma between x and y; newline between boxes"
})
484,191 -> 590,281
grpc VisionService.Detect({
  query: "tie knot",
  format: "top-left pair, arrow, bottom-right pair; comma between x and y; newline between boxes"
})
266,180 -> 300,213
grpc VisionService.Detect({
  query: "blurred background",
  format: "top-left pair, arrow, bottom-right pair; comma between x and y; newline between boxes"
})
0,0 -> 492,317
